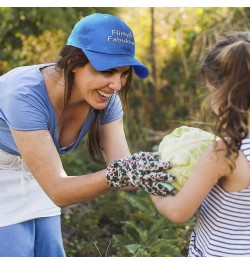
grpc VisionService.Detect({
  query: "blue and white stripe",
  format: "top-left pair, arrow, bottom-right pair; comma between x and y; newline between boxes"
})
188,138 -> 250,257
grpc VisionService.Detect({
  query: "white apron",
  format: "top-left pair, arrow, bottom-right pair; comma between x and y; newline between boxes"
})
0,149 -> 60,227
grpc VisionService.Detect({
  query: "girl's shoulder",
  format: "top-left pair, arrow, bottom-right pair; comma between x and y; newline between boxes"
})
219,138 -> 250,192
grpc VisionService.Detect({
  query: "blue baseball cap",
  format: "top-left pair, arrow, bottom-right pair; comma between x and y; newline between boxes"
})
67,13 -> 149,78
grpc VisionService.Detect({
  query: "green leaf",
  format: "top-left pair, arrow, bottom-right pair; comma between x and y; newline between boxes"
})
125,244 -> 141,254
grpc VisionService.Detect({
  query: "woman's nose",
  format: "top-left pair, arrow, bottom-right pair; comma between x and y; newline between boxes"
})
108,75 -> 122,92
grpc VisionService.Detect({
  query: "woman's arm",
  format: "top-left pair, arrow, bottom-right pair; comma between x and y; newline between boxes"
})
100,117 -> 138,192
11,127 -> 110,207
10,119 -> 130,207
100,117 -> 131,163
151,142 -> 231,223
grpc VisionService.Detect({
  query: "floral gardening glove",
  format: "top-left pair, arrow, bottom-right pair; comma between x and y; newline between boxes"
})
106,151 -> 175,196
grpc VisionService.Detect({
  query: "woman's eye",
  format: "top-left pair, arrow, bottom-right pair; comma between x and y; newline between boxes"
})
102,71 -> 113,76
121,71 -> 130,78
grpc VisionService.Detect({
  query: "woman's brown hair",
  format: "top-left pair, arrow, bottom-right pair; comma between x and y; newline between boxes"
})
201,32 -> 250,171
55,45 -> 132,165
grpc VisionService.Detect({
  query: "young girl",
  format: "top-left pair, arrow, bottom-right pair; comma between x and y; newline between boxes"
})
151,32 -> 250,256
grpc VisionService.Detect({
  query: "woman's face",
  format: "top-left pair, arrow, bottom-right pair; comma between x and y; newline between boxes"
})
72,63 -> 131,110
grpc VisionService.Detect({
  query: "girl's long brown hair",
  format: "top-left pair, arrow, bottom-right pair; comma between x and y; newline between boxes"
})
56,45 -> 133,164
201,32 -> 250,171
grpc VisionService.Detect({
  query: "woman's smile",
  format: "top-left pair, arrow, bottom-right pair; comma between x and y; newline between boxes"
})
96,89 -> 114,99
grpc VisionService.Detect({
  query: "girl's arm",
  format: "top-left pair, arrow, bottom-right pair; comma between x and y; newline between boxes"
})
10,117 -> 130,207
151,141 -> 231,223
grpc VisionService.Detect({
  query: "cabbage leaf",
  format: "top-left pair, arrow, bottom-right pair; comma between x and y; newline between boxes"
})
158,126 -> 216,192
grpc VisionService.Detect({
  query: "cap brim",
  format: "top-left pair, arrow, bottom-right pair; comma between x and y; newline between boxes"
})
83,49 -> 149,78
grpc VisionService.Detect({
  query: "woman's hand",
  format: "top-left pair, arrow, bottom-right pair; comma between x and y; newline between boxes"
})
106,151 -> 175,196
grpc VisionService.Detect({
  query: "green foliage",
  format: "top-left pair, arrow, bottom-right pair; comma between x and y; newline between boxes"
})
60,141 -> 103,175
62,190 -> 137,256
0,7 -> 117,74
112,191 -> 194,257
62,189 -> 194,257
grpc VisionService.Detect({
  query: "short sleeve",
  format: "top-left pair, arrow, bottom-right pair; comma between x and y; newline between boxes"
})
99,94 -> 123,125
1,87 -> 50,131
3,90 -> 48,130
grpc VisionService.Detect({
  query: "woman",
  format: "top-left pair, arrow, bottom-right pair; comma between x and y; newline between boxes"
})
0,13 -> 174,257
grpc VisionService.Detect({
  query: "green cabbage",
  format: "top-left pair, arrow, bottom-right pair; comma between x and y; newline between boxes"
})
158,126 -> 216,192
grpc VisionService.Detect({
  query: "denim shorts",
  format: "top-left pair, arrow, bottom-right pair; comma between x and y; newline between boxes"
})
0,215 -> 65,257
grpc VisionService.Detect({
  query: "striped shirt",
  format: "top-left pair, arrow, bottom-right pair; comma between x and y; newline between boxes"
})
188,138 -> 250,257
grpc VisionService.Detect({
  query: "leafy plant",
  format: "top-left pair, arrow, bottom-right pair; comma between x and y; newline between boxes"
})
112,191 -> 194,257
62,185 -> 194,256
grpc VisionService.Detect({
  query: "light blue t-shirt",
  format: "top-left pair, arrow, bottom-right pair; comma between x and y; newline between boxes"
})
0,64 -> 123,156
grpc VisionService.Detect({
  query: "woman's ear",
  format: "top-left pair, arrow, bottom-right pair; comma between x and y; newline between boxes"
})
68,55 -> 81,73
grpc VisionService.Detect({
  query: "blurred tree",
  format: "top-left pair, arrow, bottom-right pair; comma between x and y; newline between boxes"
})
0,7 -> 117,74
149,7 -> 158,116
119,7 -> 250,135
